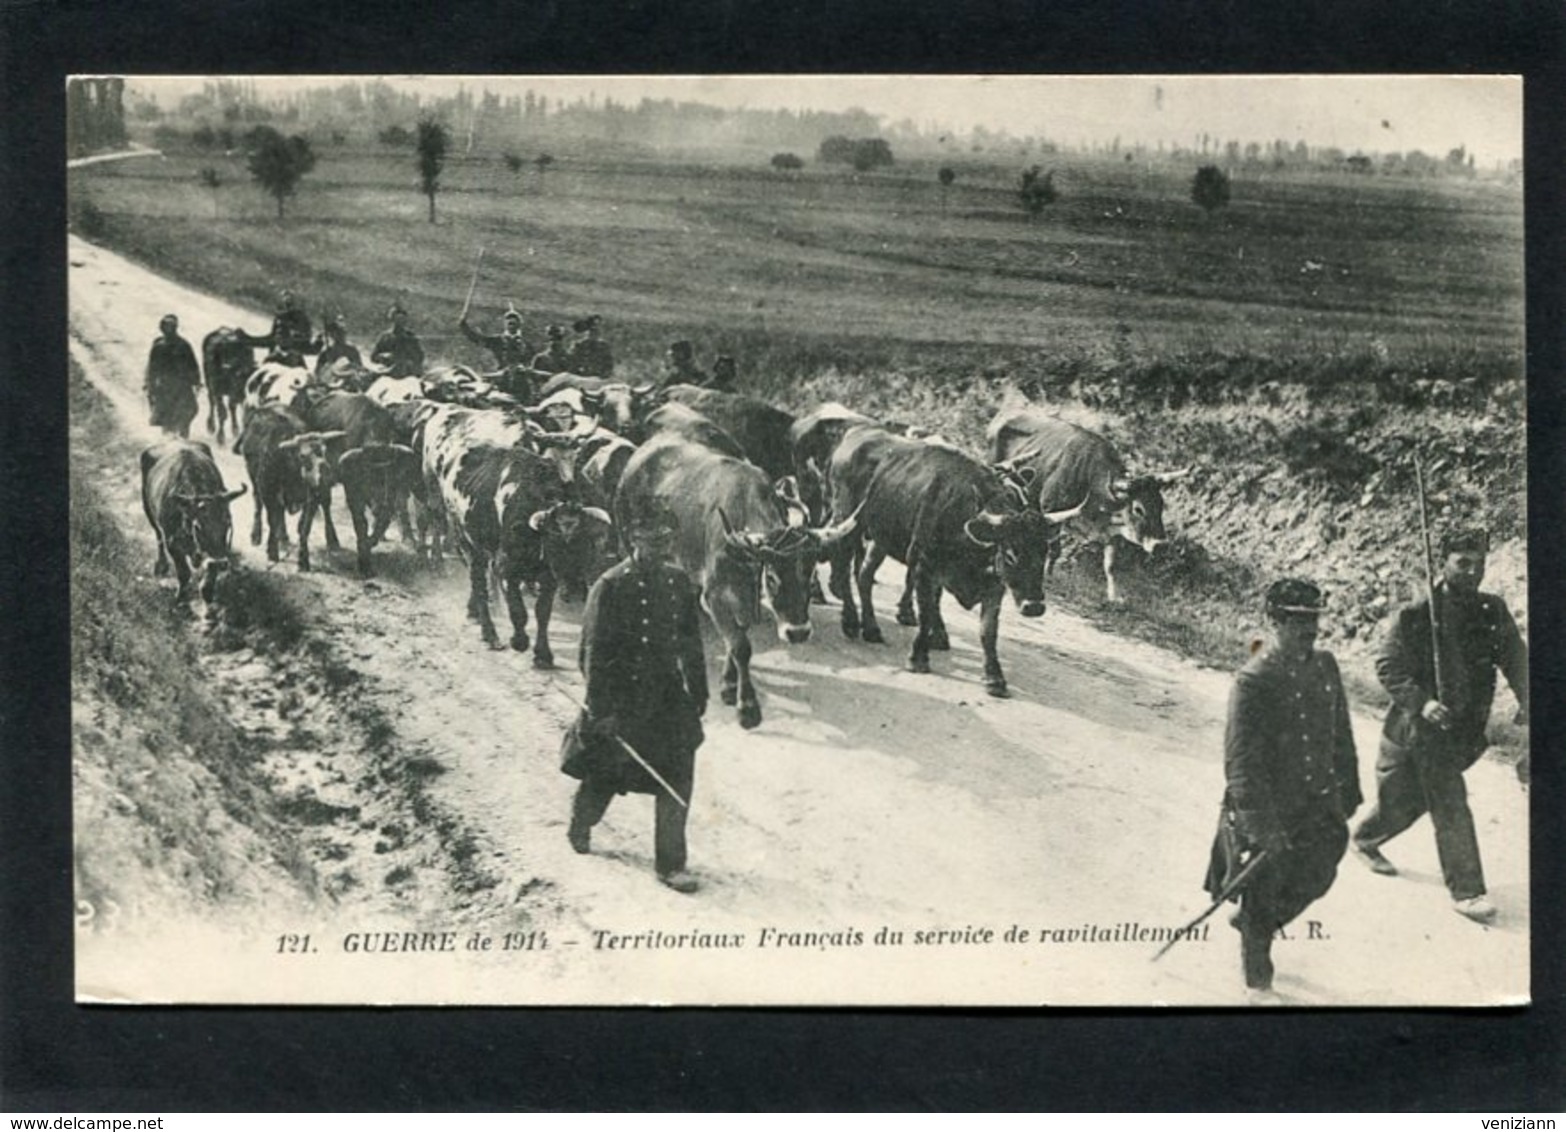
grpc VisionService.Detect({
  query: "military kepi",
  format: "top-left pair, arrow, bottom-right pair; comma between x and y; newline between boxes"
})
1440,528 -> 1489,556
629,502 -> 679,537
1265,577 -> 1326,618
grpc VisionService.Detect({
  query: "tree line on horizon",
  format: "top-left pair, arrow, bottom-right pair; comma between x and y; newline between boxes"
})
128,78 -> 1512,177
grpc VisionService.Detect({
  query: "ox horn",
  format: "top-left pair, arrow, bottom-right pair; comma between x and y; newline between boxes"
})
963,508 -> 1009,546
221,484 -> 248,503
279,428 -> 348,451
811,501 -> 864,551
527,503 -> 561,531
580,506 -> 613,526
1041,491 -> 1091,525
773,475 -> 809,525
1152,465 -> 1194,485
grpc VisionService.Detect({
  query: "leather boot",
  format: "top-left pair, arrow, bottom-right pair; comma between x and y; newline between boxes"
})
1241,928 -> 1275,991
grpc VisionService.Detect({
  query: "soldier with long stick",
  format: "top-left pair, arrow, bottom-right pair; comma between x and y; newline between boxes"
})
1351,459 -> 1529,924
1203,578 -> 1362,1001
559,502 -> 708,894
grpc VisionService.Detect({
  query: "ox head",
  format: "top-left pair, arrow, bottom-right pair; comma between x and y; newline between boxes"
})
172,484 -> 247,602
277,429 -> 347,491
526,501 -> 616,602
964,490 -> 1087,618
718,499 -> 861,644
580,382 -> 662,440
1106,467 -> 1191,554
338,442 -> 420,526
522,419 -> 596,484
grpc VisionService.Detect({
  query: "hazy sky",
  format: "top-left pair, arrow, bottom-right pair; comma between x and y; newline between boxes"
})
127,74 -> 1524,165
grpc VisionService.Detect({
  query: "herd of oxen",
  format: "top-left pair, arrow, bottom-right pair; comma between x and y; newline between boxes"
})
139,328 -> 1189,728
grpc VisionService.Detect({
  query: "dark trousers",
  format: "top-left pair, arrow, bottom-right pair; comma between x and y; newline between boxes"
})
571,780 -> 688,876
1354,738 -> 1485,901
1233,818 -> 1347,990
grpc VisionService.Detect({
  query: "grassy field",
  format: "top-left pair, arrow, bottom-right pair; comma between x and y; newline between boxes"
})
68,143 -> 1528,704
70,146 -> 1522,393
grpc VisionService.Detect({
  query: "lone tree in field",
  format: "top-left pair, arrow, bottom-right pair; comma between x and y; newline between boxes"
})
770,152 -> 804,171
503,152 -> 524,174
198,166 -> 222,218
416,118 -> 450,223
1191,164 -> 1231,214
1019,164 -> 1056,219
938,165 -> 956,211
534,152 -> 555,191
246,126 -> 316,219
818,136 -> 895,172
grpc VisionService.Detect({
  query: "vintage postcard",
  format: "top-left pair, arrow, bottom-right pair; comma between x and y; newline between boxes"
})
68,74 -> 1528,1006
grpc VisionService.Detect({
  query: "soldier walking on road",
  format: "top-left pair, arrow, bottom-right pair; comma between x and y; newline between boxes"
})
566,315 -> 615,378
1205,578 -> 1361,1003
370,303 -> 426,378
663,339 -> 708,388
240,288 -> 315,367
144,314 -> 202,439
560,503 -> 707,894
1350,529 -> 1529,924
530,324 -> 573,375
459,302 -> 533,370
313,315 -> 362,382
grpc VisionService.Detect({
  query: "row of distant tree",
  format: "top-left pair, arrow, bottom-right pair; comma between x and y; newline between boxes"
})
220,120 -> 451,221
216,115 -> 1236,227
136,79 -> 1508,174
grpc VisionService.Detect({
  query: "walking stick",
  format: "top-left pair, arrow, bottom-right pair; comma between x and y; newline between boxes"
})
459,245 -> 487,323
1413,453 -> 1447,709
1151,849 -> 1271,962
1407,453 -> 1452,822
549,678 -> 690,811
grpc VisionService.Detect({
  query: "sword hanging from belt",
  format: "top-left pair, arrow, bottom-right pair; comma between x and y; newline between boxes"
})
549,678 -> 690,810
1150,849 -> 1272,963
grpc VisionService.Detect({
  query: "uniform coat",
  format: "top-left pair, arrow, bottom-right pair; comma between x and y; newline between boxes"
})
1206,645 -> 1361,935
566,337 -> 615,379
562,557 -> 707,796
1354,583 -> 1528,900
459,318 -> 533,369
371,326 -> 426,378
146,333 -> 202,436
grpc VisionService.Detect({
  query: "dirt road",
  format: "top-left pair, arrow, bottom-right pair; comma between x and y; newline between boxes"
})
68,233 -> 1529,1006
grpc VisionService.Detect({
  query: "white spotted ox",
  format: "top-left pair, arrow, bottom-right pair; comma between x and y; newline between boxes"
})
243,360 -> 312,416
986,410 -> 1190,603
422,404 -> 614,665
140,439 -> 246,606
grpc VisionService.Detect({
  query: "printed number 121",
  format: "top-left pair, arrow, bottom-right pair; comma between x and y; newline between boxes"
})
277,934 -> 314,954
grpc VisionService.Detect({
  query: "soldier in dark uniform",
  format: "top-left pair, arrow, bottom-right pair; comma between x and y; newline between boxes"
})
530,324 -> 573,374
561,503 -> 708,893
664,339 -> 707,388
241,288 -> 314,366
1351,529 -> 1528,924
566,315 -> 615,378
145,314 -> 203,438
313,315 -> 362,381
458,302 -> 533,370
370,303 -> 425,378
1205,578 -> 1361,1001
709,354 -> 738,393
